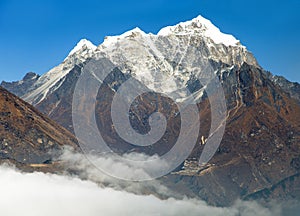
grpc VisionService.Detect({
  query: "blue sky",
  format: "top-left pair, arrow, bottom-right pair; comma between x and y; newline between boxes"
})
0,0 -> 299,82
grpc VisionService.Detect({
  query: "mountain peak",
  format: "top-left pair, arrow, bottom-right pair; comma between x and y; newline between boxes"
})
157,15 -> 241,47
67,38 -> 97,57
23,72 -> 39,81
102,27 -> 147,47
100,16 -> 243,49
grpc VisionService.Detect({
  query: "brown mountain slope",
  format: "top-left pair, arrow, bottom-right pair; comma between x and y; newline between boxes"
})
165,63 -> 300,205
0,86 -> 77,171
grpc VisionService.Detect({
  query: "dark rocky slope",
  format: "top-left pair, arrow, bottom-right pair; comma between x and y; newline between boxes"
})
0,86 -> 77,171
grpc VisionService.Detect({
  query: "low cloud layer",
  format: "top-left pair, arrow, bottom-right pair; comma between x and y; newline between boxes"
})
0,159 -> 297,216
0,148 -> 297,216
0,165 -> 231,216
59,148 -> 178,198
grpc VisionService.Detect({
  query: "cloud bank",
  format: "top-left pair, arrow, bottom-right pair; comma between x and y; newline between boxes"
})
0,165 -> 229,216
0,161 -> 296,216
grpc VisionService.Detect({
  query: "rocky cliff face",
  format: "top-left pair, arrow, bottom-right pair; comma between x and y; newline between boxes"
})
270,74 -> 300,104
1,15 -> 300,206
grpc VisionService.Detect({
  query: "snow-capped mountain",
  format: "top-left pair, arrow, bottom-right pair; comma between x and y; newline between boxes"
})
1,15 -> 300,205
98,15 -> 258,95
2,15 -> 259,105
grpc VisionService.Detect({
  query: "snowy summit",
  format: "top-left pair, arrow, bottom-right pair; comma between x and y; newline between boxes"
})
67,39 -> 97,57
157,15 -> 241,47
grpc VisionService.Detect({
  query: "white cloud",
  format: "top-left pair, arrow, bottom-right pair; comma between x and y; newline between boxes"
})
0,161 -> 292,216
59,148 -> 176,198
0,165 -> 230,216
